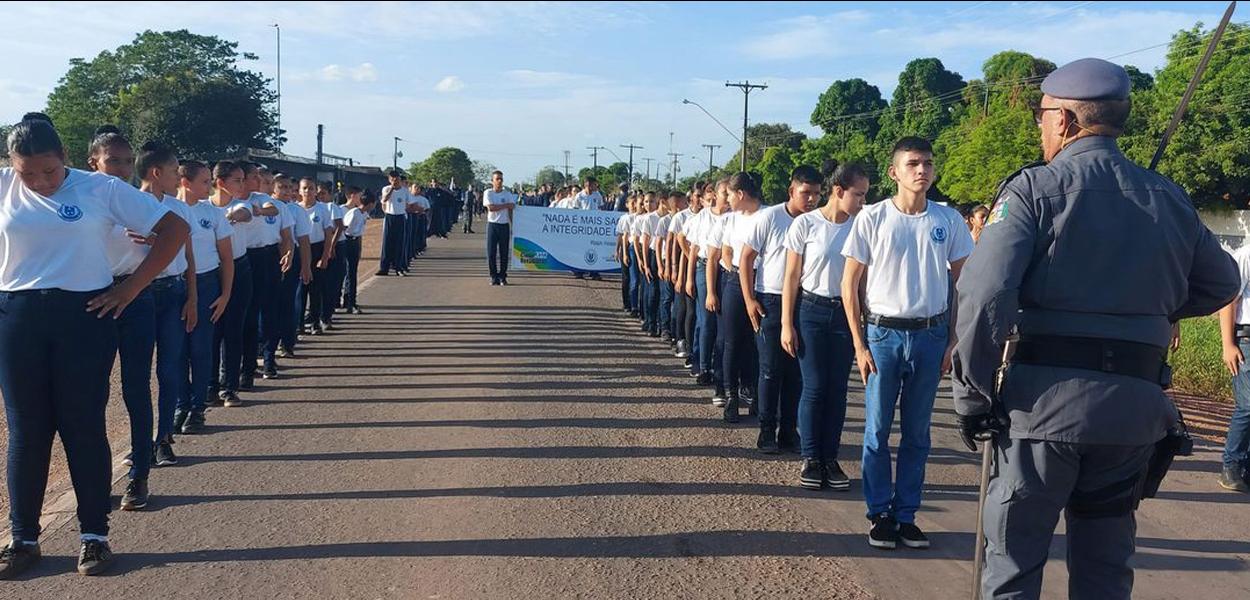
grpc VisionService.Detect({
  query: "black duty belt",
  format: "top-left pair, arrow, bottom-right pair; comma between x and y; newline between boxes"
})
867,313 -> 946,330
1012,335 -> 1171,388
1236,324 -> 1250,340
801,291 -> 842,308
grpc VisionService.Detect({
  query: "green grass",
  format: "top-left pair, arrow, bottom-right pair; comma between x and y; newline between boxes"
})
1172,316 -> 1232,401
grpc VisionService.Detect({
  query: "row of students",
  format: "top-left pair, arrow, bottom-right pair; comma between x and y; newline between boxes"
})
0,114 -> 375,579
615,137 -> 972,550
376,169 -> 433,277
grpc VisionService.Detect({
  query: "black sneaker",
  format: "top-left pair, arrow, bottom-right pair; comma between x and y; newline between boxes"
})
375,270 -> 389,277
778,434 -> 800,455
824,461 -> 851,491
590,273 -> 602,281
239,375 -> 254,391
723,395 -> 740,423
696,372 -> 713,386
869,514 -> 899,550
1218,467 -> 1250,492
799,459 -> 824,490
120,478 -> 149,511
757,429 -> 779,454
222,391 -> 243,408
77,540 -> 113,576
0,542 -> 41,580
154,440 -> 177,467
262,366 -> 278,380
712,387 -> 727,407
181,412 -> 206,434
898,522 -> 930,549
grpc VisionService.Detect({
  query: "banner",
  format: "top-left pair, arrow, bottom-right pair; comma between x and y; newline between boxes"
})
510,206 -> 622,272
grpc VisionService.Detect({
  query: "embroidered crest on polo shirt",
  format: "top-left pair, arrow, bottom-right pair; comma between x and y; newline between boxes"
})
312,215 -> 321,223
199,218 -> 213,229
931,226 -> 947,244
265,215 -> 278,225
57,204 -> 83,222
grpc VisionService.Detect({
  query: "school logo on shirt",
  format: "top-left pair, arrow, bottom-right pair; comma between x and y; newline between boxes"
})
57,204 -> 83,222
199,218 -> 213,230
312,215 -> 321,223
265,216 -> 278,225
931,226 -> 947,244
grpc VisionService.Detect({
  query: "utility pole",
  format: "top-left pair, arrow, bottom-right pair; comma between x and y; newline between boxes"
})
643,157 -> 654,183
586,146 -> 606,171
316,124 -> 324,164
725,80 -> 768,171
392,136 -> 403,170
701,144 -> 721,175
271,23 -> 282,150
563,150 -> 571,182
620,144 -> 643,185
667,152 -> 681,187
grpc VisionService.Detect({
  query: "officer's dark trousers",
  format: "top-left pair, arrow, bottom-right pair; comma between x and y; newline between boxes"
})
0,289 -> 117,541
214,255 -> 252,394
406,214 -> 418,259
243,244 -> 280,375
486,223 -> 510,283
755,293 -> 800,441
341,237 -> 363,309
379,214 -> 406,274
116,287 -> 155,481
303,242 -> 326,327
983,438 -> 1153,600
720,275 -> 758,398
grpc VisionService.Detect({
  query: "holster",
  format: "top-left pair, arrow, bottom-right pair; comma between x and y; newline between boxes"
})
1142,411 -> 1194,499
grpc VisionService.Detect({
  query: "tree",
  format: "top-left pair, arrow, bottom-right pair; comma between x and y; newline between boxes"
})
1124,65 -> 1154,92
410,147 -> 474,187
811,78 -> 888,138
872,58 -> 966,199
471,159 -> 498,186
535,166 -> 567,188
752,147 -> 797,206
936,51 -> 1055,205
0,124 -> 11,159
1121,23 -> 1250,206
606,162 -> 631,187
723,123 -> 807,172
45,30 -> 280,166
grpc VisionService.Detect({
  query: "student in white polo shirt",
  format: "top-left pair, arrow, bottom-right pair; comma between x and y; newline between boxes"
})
739,165 -> 820,453
780,163 -> 868,491
174,160 -> 234,439
340,186 -> 374,314
483,170 -> 517,285
616,198 -> 636,313
636,192 -> 663,336
238,162 -> 281,390
667,190 -> 693,356
299,177 -> 336,335
841,137 -> 974,550
317,182 -> 346,330
700,178 -> 732,405
377,169 -> 410,276
271,174 -> 312,358
653,194 -> 675,336
719,173 -> 765,424
0,115 -> 188,577
208,162 -> 255,409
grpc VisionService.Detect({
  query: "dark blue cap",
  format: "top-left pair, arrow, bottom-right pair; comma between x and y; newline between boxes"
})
1040,58 -> 1131,101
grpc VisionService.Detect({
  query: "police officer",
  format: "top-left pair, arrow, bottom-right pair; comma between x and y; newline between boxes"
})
952,58 -> 1240,599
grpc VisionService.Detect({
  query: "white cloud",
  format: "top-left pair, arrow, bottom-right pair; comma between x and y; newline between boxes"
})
292,62 -> 378,83
504,70 -> 606,89
350,63 -> 378,82
742,11 -> 872,60
434,75 -> 465,93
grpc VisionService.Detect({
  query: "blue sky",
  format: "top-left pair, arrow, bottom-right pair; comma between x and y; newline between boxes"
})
0,1 -> 1236,181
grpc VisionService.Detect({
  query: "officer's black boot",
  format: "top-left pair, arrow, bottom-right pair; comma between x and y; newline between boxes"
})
1218,466 -> 1250,493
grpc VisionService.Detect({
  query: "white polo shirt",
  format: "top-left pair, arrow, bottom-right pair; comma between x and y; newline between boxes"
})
344,207 -> 368,238
327,202 -> 346,244
1,168 -> 168,291
784,209 -> 853,299
411,195 -> 431,214
573,190 -> 604,210
724,209 -> 762,270
1233,245 -> 1250,324
181,198 -> 232,275
285,201 -> 312,240
484,189 -> 517,225
250,192 -> 282,247
218,200 -> 251,260
653,214 -> 671,251
302,202 -> 333,244
382,185 -> 410,216
703,212 -> 730,261
159,195 -> 194,278
639,211 -> 661,249
842,198 -> 974,319
744,203 -> 800,295
616,213 -> 633,238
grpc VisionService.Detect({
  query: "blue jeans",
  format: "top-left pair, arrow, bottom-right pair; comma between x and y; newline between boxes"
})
644,255 -> 660,334
214,255 -> 253,393
116,287 -> 155,481
0,289 -> 117,540
755,293 -> 800,440
796,295 -> 854,461
152,277 -> 188,443
862,321 -> 948,524
341,237 -> 363,309
628,247 -> 642,311
486,223 -> 510,283
181,271 -> 220,416
1224,339 -> 1250,470
244,245 -> 280,374
415,214 -> 429,254
323,249 -> 346,324
659,279 -> 674,336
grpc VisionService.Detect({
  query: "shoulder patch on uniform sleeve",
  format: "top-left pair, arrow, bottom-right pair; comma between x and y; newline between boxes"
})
987,195 -> 1010,227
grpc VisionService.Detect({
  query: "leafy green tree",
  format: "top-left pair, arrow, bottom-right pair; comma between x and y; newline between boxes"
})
872,58 -> 966,199
471,160 -> 498,186
811,78 -> 888,138
752,147 -> 797,205
535,166 -> 567,188
723,123 -> 806,171
410,147 -> 473,187
1121,23 -> 1250,206
45,30 -> 280,166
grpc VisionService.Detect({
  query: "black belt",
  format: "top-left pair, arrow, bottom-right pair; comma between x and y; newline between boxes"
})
115,273 -> 183,288
247,243 -> 279,253
867,313 -> 946,330
197,267 -> 220,278
346,235 -> 362,240
1012,335 -> 1171,388
233,255 -> 250,266
1236,324 -> 1250,340
801,291 -> 842,308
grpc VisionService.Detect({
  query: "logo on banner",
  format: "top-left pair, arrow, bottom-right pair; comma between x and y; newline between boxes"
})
931,226 -> 947,244
57,204 -> 83,222
584,250 -> 598,265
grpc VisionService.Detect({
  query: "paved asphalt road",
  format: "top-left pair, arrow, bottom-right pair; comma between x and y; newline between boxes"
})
4,229 -> 1248,599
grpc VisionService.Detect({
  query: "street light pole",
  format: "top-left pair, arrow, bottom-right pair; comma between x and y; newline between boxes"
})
726,80 -> 768,171
586,146 -> 606,171
701,144 -> 721,174
271,23 -> 281,151
621,144 -> 643,185
393,136 -> 403,170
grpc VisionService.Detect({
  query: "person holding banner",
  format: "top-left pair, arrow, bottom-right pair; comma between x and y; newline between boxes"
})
483,170 -> 516,286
